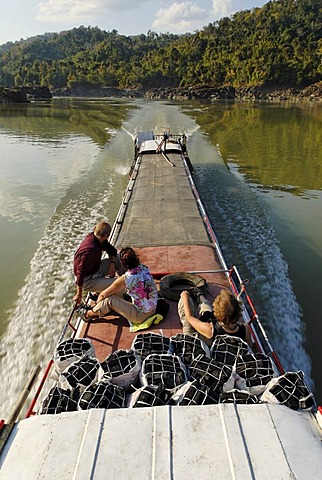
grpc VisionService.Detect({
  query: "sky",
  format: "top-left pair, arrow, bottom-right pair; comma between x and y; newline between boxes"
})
0,0 -> 268,45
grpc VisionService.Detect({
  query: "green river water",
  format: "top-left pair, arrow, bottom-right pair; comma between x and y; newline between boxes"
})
0,98 -> 321,417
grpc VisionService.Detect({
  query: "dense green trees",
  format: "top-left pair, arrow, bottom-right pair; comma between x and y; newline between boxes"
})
0,0 -> 321,90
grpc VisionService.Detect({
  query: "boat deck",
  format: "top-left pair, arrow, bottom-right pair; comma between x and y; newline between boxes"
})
80,244 -> 229,361
79,149 -> 229,360
113,152 -> 210,248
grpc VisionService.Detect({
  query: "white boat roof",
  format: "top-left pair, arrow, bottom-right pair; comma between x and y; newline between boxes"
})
1,403 -> 322,479
139,138 -> 182,153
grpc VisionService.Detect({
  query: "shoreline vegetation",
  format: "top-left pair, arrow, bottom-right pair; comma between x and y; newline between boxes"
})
1,1 -> 321,104
1,82 -> 322,103
0,0 -> 322,103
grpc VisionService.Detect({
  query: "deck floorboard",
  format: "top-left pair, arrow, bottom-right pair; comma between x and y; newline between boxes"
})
81,245 -> 229,358
115,153 -> 210,248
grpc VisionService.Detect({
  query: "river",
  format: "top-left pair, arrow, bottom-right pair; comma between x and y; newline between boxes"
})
0,98 -> 321,418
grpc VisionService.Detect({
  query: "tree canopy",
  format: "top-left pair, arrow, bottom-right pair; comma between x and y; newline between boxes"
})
0,0 -> 321,90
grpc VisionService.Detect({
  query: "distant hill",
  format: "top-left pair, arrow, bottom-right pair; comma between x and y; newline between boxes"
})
0,0 -> 321,91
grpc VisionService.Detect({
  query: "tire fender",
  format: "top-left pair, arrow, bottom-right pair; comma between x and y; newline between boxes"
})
159,272 -> 208,302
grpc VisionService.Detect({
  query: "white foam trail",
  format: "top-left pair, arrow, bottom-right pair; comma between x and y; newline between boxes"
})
0,178 -> 115,419
198,160 -> 313,390
121,127 -> 136,140
104,128 -> 118,136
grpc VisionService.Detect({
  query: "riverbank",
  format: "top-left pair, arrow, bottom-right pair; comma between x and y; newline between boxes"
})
0,86 -> 52,103
52,82 -> 322,101
2,82 -> 322,103
143,83 -> 322,101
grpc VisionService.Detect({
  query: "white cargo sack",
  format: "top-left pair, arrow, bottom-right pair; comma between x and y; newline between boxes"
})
189,354 -> 232,393
234,353 -> 274,396
60,355 -> 100,393
127,385 -> 166,408
140,354 -> 188,391
170,380 -> 209,406
78,379 -> 125,410
220,389 -> 259,404
54,338 -> 95,374
211,335 -> 249,368
40,386 -> 78,414
131,332 -> 171,359
170,333 -> 210,365
261,371 -> 315,410
100,349 -> 142,391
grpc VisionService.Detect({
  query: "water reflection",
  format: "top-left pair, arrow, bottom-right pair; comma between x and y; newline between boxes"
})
184,102 -> 322,195
0,98 -> 136,146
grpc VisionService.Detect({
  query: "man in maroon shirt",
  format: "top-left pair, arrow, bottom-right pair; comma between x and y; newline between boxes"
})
73,221 -> 123,305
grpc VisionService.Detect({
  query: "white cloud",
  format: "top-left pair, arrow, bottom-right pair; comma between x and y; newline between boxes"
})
36,0 -> 98,23
152,2 -> 207,33
211,0 -> 234,18
36,0 -> 150,23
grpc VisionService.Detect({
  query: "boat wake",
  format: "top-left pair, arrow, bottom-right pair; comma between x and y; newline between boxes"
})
121,127 -> 136,141
196,159 -> 313,390
0,144 -> 127,419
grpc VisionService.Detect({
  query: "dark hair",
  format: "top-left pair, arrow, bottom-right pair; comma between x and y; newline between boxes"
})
120,247 -> 140,270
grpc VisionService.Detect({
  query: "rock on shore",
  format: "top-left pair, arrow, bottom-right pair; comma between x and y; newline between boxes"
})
52,84 -> 140,98
2,83 -> 322,103
0,86 -> 52,103
144,83 -> 322,101
51,80 -> 322,101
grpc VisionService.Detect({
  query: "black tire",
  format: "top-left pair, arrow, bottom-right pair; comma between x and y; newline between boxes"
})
159,272 -> 208,302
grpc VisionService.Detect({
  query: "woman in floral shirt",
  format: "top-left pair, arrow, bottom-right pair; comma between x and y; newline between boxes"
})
78,247 -> 158,324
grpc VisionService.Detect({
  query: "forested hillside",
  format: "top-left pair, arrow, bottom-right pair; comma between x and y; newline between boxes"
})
0,0 -> 321,90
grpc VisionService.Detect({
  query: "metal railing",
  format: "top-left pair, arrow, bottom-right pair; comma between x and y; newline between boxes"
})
182,152 -> 284,375
25,302 -> 79,418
